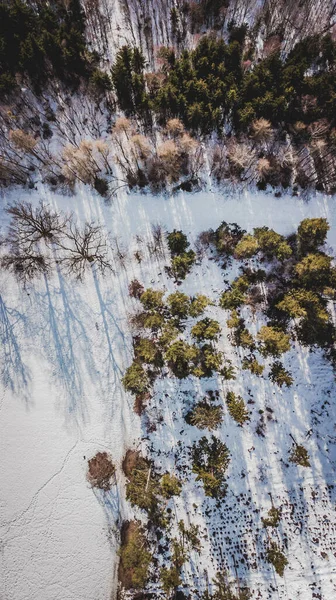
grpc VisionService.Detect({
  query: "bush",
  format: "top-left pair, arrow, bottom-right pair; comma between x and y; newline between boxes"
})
87,452 -> 115,490
234,326 -> 255,350
269,361 -> 293,387
171,250 -> 196,280
167,291 -> 190,318
126,454 -> 159,512
165,340 -> 199,378
226,391 -> 249,424
118,521 -> 152,589
242,357 -> 264,376
191,317 -> 221,341
295,253 -> 333,289
262,507 -> 281,528
159,321 -> 180,349
189,294 -> 210,317
289,444 -> 310,467
134,337 -> 163,366
277,289 -> 329,321
140,288 -> 165,310
128,279 -> 145,299
297,218 -> 329,254
257,326 -> 290,357
266,542 -> 288,577
220,288 -> 247,310
192,436 -> 230,498
143,312 -> 165,330
160,566 -> 181,594
253,227 -> 292,260
160,473 -> 182,498
234,234 -> 259,259
122,361 -> 149,395
199,344 -> 223,375
221,362 -> 236,380
167,229 -> 190,255
186,399 -> 223,430
215,222 -> 245,255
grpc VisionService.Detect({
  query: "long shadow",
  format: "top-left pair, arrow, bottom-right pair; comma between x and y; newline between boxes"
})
93,483 -> 122,547
0,293 -> 31,403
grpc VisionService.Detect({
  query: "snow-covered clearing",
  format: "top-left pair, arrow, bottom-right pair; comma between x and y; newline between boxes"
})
1,186 -> 336,600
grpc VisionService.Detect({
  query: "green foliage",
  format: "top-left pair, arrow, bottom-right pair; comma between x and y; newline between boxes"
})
297,218 -> 329,254
253,227 -> 292,260
220,288 -> 246,310
221,362 -> 236,380
189,294 -> 210,317
226,391 -> 249,424
242,357 -> 264,376
143,312 -> 165,331
269,361 -> 293,387
289,444 -> 310,467
178,520 -> 201,551
257,326 -> 291,357
266,542 -> 288,577
235,234 -> 259,259
111,46 -> 147,115
262,507 -> 281,528
200,344 -> 223,375
167,229 -> 190,255
165,340 -> 199,378
134,337 -> 162,366
160,566 -> 181,594
122,361 -> 149,396
207,571 -> 251,600
295,253 -> 333,289
140,288 -> 165,310
191,317 -> 221,341
186,399 -> 223,430
167,291 -> 190,318
192,435 -> 230,498
125,455 -> 159,512
0,0 -> 91,95
171,250 -> 196,280
159,321 -> 180,349
227,309 -> 242,329
277,289 -> 329,321
119,522 -> 152,589
215,222 -> 246,255
160,473 -> 182,498
233,325 -> 255,350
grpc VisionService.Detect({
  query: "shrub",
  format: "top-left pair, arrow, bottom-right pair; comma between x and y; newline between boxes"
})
160,566 -> 181,594
140,288 -> 165,310
221,362 -> 236,380
297,218 -> 329,254
227,309 -> 243,329
159,321 -> 179,348
234,326 -> 255,350
87,452 -> 115,490
289,444 -> 310,467
269,361 -> 293,387
122,361 -> 149,395
171,250 -> 196,280
266,542 -> 288,577
167,229 -> 189,255
257,326 -> 291,357
165,340 -> 199,378
262,507 -> 281,528
189,294 -> 210,317
134,337 -> 162,366
200,344 -> 223,374
242,357 -> 264,376
191,317 -> 221,341
215,222 -> 245,255
167,291 -> 190,318
192,436 -> 230,498
226,391 -> 249,424
220,288 -> 247,309
253,227 -> 292,260
125,454 -> 159,512
295,253 -> 333,289
186,399 -> 223,430
118,521 -> 152,589
143,312 -> 165,330
234,234 -> 259,259
160,473 -> 182,498
277,289 -> 329,321
128,279 -> 145,299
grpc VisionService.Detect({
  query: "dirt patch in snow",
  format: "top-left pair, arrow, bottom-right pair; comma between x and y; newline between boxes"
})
122,449 -> 140,477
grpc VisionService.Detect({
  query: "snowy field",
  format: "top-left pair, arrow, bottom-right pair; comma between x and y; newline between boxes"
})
1,185 -> 336,600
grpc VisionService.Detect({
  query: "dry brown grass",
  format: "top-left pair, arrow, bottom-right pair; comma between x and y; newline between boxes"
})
87,452 -> 115,490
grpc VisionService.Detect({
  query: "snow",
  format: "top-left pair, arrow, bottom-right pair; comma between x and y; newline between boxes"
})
1,185 -> 336,600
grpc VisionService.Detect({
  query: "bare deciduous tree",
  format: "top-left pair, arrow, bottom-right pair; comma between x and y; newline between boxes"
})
6,200 -> 70,251
1,248 -> 50,283
60,222 -> 112,280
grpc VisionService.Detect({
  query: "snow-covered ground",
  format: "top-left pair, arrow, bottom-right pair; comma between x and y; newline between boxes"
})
1,185 -> 336,600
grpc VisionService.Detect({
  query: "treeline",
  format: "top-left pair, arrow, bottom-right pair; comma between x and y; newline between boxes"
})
111,32 -> 336,134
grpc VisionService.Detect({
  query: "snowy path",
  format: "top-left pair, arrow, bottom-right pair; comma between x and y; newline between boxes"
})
1,185 -> 336,600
